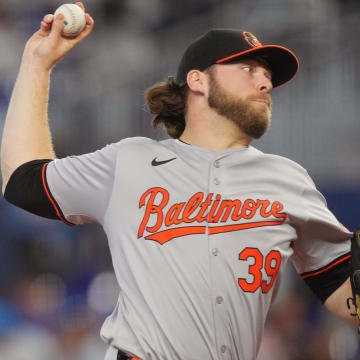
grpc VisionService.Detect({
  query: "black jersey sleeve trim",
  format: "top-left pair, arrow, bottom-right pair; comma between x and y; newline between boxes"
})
300,252 -> 351,303
4,160 -> 75,226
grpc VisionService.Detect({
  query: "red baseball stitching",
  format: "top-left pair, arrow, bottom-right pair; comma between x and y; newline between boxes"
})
63,4 -> 79,35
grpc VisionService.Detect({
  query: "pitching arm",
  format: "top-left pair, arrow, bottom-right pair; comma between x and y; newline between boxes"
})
324,277 -> 359,326
1,2 -> 94,193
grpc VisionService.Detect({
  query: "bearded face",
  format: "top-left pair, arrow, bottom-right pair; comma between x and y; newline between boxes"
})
207,69 -> 272,139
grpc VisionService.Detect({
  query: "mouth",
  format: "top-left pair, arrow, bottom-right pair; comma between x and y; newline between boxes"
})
251,99 -> 270,107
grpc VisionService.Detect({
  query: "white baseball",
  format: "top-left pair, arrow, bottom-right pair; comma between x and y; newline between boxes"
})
54,3 -> 86,37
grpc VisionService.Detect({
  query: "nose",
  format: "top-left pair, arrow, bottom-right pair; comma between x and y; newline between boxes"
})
256,73 -> 273,93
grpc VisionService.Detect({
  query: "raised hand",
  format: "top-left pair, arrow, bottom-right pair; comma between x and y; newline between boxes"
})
22,2 -> 94,70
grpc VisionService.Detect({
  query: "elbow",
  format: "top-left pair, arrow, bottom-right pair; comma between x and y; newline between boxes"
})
1,163 -> 13,195
2,179 -> 9,196
1,173 -> 9,196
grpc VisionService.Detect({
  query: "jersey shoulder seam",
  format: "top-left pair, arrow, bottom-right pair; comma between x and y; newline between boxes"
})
117,136 -> 155,147
263,153 -> 308,173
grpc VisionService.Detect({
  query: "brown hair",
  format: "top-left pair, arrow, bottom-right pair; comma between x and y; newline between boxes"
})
145,77 -> 188,139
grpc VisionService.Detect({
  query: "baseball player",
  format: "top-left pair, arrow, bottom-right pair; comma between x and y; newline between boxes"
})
2,2 -> 360,360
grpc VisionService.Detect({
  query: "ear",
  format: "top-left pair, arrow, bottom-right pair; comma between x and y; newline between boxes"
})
186,70 -> 208,95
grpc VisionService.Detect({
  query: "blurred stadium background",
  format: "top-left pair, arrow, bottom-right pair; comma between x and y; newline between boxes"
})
0,0 -> 360,359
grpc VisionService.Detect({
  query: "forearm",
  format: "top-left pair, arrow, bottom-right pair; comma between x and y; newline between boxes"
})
1,5 -> 93,193
325,277 -> 359,326
1,60 -> 55,191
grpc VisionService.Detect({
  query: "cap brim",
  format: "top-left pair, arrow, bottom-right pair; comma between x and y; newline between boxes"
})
216,45 -> 299,88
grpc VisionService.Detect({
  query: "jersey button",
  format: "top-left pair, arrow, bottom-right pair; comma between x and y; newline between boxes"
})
216,296 -> 223,304
211,248 -> 219,256
213,178 -> 220,185
220,345 -> 227,353
214,160 -> 220,168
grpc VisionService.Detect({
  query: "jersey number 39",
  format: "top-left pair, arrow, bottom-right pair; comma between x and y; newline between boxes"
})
238,248 -> 281,293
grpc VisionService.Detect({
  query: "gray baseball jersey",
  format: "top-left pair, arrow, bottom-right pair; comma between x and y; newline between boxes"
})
46,137 -> 351,360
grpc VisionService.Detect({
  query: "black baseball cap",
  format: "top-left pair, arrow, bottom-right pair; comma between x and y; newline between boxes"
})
175,29 -> 299,88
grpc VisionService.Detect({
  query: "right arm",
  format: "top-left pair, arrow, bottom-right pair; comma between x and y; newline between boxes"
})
1,2 -> 94,193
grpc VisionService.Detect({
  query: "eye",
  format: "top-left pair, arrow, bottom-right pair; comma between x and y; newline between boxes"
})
264,71 -> 272,80
242,65 -> 251,72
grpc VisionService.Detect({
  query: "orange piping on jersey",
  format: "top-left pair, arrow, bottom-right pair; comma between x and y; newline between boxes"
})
301,254 -> 351,280
41,162 -> 75,227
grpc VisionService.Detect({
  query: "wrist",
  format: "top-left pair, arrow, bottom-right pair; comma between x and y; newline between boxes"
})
19,57 -> 52,76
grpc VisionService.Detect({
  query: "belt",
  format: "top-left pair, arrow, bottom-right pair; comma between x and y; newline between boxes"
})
117,350 -> 141,360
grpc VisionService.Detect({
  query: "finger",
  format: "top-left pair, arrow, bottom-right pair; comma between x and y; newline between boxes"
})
85,13 -> 93,26
73,13 -> 94,41
40,21 -> 50,32
49,13 -> 65,40
38,14 -> 53,35
76,2 -> 85,11
43,14 -> 54,24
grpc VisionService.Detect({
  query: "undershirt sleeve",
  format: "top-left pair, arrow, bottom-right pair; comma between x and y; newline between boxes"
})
3,159 -> 71,222
300,252 -> 351,303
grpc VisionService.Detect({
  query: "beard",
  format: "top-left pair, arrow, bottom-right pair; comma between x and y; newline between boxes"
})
207,72 -> 272,139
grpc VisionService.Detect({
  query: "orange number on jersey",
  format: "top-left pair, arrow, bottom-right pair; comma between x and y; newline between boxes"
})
238,248 -> 282,293
261,250 -> 281,293
238,248 -> 263,292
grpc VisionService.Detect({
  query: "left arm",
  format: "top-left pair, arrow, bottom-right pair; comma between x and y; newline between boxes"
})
326,228 -> 360,327
325,277 -> 359,326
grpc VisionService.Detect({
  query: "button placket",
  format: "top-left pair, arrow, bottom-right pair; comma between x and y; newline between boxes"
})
210,157 -> 229,358
212,158 -> 221,186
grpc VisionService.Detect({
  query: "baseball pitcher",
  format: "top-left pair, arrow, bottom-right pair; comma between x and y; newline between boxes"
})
2,2 -> 360,360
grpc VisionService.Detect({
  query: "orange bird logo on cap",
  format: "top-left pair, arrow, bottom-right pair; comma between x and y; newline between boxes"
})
243,31 -> 262,47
